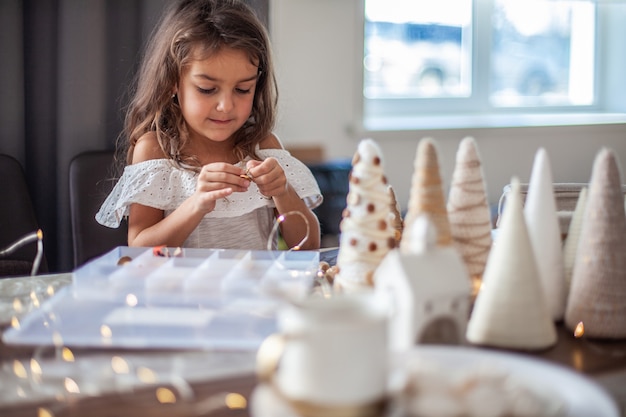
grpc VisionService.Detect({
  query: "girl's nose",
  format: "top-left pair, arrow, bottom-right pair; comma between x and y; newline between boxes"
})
216,92 -> 234,112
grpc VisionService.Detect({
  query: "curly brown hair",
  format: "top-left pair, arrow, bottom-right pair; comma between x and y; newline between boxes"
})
118,0 -> 278,171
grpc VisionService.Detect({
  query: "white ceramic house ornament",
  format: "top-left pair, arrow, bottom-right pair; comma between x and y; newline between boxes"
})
374,215 -> 471,352
466,177 -> 557,350
524,148 -> 566,322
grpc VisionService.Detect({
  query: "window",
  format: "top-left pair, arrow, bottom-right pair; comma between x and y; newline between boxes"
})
363,0 -> 607,130
364,0 -> 472,100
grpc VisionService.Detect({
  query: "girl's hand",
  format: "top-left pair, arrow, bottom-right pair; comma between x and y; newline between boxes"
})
246,158 -> 288,198
194,162 -> 251,212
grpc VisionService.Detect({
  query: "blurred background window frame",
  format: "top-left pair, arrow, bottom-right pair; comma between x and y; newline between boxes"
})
361,0 -> 625,130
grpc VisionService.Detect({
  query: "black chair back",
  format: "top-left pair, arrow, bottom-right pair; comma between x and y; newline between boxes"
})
307,159 -> 352,244
0,154 -> 47,277
69,150 -> 128,268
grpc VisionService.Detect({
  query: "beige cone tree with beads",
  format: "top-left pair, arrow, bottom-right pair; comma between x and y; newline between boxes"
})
334,138 -> 397,293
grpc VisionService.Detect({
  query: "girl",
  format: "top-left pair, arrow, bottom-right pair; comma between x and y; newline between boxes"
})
96,0 -> 322,250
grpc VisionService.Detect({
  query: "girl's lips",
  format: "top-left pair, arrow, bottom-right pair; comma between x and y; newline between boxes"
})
210,118 -> 232,125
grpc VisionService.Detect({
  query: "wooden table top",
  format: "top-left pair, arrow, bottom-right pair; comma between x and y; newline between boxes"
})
1,272 -> 625,417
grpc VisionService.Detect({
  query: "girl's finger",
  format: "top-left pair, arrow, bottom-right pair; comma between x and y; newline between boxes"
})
199,169 -> 250,190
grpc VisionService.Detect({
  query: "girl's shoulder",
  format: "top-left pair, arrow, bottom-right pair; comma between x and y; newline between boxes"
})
258,133 -> 284,151
256,134 -> 305,162
132,132 -> 167,164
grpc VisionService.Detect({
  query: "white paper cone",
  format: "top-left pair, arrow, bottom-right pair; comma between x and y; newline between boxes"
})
467,178 -> 557,350
524,148 -> 566,321
562,187 -> 587,294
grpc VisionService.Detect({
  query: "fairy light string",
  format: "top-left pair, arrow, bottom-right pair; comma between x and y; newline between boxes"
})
266,210 -> 310,252
0,229 -> 44,276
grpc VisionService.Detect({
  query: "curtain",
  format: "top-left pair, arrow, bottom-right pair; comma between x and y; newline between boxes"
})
0,0 -> 269,272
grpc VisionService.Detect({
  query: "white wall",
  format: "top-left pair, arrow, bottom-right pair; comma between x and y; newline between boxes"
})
270,0 -> 626,211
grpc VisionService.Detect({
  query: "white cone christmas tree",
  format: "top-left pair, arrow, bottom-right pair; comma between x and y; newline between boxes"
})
466,177 -> 557,350
562,187 -> 587,293
447,137 -> 493,295
334,139 -> 396,292
524,148 -> 566,321
401,138 -> 452,253
565,148 -> 626,339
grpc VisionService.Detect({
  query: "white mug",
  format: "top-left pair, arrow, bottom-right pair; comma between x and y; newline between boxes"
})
257,293 -> 388,416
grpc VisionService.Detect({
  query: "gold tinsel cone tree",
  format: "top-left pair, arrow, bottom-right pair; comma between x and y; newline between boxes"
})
401,137 -> 452,253
565,148 -> 626,339
447,137 -> 493,294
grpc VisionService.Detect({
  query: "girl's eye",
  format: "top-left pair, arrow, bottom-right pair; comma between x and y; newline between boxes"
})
235,88 -> 252,94
196,87 -> 216,95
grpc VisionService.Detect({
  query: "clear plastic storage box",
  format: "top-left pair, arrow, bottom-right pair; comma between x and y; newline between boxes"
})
3,247 -> 320,350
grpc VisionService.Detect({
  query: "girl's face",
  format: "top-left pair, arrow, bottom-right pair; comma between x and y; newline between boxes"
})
177,47 -> 258,144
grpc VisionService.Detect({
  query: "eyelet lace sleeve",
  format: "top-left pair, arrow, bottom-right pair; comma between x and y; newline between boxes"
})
257,148 -> 323,209
95,159 -> 196,228
96,150 -> 323,228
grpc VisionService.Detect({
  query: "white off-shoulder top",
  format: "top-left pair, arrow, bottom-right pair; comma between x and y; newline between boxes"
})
95,148 -> 323,250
